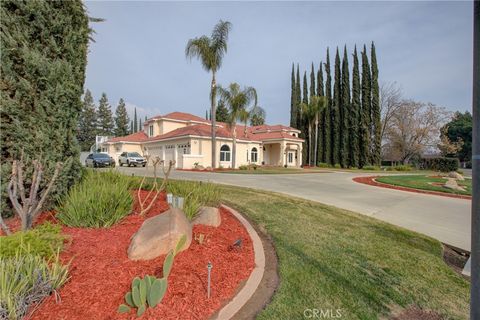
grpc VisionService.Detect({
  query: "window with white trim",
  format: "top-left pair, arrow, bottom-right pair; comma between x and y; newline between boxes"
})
220,145 -> 231,162
288,152 -> 294,163
251,147 -> 258,163
149,125 -> 154,137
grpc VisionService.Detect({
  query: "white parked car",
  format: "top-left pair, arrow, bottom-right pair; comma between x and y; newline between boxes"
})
118,152 -> 147,167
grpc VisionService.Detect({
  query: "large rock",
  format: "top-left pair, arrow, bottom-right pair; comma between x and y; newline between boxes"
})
192,207 -> 221,227
443,178 -> 466,192
448,171 -> 465,181
128,208 -> 192,261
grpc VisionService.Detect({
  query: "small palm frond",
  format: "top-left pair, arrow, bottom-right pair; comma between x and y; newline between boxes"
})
185,36 -> 215,72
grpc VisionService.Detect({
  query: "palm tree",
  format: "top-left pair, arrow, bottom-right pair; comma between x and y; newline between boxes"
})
300,96 -> 328,166
185,20 -> 232,169
217,83 -> 257,169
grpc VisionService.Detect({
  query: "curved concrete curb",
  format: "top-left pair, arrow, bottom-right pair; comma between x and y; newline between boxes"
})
213,205 -> 266,320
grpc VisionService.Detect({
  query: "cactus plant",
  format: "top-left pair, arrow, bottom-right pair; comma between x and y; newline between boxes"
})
118,235 -> 185,317
148,278 -> 167,307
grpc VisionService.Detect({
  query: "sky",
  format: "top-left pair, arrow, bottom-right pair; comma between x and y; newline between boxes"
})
84,1 -> 474,126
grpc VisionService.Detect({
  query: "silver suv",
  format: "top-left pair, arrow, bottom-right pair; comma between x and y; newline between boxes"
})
118,152 -> 147,167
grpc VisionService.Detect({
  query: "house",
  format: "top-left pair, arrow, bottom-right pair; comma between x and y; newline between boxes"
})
101,112 -> 304,169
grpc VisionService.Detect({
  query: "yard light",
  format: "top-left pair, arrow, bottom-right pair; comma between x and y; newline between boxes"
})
207,262 -> 212,299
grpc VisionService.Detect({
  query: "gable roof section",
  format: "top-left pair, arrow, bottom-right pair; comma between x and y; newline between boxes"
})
146,112 -> 209,124
106,131 -> 148,143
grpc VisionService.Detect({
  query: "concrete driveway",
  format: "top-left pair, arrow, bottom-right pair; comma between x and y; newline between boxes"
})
118,167 -> 471,251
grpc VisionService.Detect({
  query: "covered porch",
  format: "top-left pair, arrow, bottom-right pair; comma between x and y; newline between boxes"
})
262,140 -> 303,168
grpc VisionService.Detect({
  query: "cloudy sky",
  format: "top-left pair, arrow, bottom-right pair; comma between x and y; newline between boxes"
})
84,1 -> 473,125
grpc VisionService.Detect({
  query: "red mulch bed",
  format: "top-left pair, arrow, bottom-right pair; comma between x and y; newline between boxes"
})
25,190 -> 254,320
353,176 -> 471,200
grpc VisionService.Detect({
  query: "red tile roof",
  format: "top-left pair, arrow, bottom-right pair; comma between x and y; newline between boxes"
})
108,112 -> 303,144
106,131 -> 148,143
147,112 -> 209,124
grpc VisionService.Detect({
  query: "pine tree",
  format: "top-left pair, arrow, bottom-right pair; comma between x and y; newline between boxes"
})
359,45 -> 372,167
310,63 -> 316,97
340,45 -> 350,168
133,108 -> 138,133
317,62 -> 326,163
114,98 -> 130,137
350,46 -> 361,168
290,63 -> 297,128
216,99 -> 229,122
97,93 -> 114,136
332,48 -> 341,165
325,49 -> 333,165
78,89 -> 97,151
370,42 -> 381,166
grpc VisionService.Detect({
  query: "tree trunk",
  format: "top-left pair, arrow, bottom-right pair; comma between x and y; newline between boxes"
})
314,114 -> 319,166
232,124 -> 237,169
308,123 -> 312,166
211,72 -> 217,169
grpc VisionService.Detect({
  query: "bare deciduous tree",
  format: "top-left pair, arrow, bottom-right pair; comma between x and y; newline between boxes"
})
380,81 -> 403,144
2,158 -> 62,234
438,126 -> 464,156
383,100 -> 451,164
136,157 -> 175,216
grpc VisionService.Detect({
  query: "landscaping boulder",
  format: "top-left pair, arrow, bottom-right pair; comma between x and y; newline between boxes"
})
128,208 -> 192,261
443,178 -> 466,192
192,207 -> 221,227
448,171 -> 464,181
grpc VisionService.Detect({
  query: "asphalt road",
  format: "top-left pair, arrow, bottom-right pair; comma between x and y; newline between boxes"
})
118,167 -> 471,251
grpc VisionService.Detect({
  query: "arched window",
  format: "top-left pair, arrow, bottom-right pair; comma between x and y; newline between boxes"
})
220,145 -> 231,162
251,147 -> 258,163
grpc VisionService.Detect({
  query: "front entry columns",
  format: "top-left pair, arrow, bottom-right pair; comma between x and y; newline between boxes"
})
297,143 -> 303,167
280,141 -> 287,166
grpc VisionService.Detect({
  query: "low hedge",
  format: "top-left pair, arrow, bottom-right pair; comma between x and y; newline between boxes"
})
421,157 -> 459,172
0,222 -> 65,258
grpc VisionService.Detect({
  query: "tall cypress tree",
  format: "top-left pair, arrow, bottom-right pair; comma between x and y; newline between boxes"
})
317,62 -> 326,163
133,108 -> 138,133
290,63 -> 297,128
324,49 -> 333,165
130,120 -> 134,134
370,42 -> 381,166
139,118 -> 142,132
114,98 -> 130,137
302,71 -> 309,164
0,0 -> 90,215
78,89 -> 97,151
97,93 -> 114,136
295,65 -> 302,130
332,48 -> 341,165
340,45 -> 350,168
206,109 -> 208,120
350,46 -> 361,168
310,63 -> 316,98
359,45 -> 372,167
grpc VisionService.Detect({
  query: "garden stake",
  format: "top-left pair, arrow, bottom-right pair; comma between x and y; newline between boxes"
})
207,262 -> 212,299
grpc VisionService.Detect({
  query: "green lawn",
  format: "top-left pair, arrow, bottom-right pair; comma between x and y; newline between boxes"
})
215,184 -> 469,320
375,175 -> 471,196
